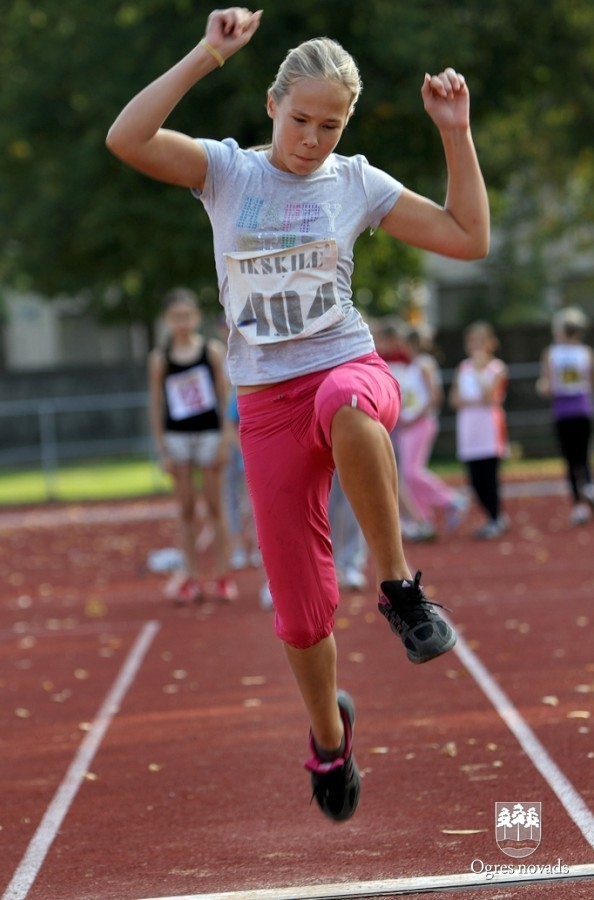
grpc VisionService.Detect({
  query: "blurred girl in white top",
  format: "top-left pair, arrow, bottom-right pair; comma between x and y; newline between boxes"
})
450,321 -> 508,539
107,7 -> 489,822
536,307 -> 594,526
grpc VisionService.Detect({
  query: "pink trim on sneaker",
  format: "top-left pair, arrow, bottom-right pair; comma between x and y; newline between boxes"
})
303,699 -> 353,774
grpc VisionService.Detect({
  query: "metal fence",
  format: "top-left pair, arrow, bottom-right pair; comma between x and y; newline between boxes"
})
0,361 -> 555,483
0,390 -> 152,480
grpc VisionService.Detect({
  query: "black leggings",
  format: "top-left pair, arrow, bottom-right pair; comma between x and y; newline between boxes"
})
555,416 -> 592,503
466,457 -> 501,521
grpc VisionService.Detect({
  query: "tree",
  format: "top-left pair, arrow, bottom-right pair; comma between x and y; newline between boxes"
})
525,806 -> 540,841
2,0 -> 594,328
497,805 -> 513,839
511,803 -> 527,841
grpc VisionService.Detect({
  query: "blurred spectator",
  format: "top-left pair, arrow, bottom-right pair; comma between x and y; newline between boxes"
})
449,321 -> 509,540
148,287 -> 236,603
329,472 -> 368,590
393,327 -> 468,538
224,387 -> 273,609
225,387 -> 262,569
536,307 -> 594,526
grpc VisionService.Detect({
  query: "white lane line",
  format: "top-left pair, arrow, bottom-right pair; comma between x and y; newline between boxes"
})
2,619 -> 160,900
138,631 -> 594,900
452,630 -> 594,848
139,863 -> 594,899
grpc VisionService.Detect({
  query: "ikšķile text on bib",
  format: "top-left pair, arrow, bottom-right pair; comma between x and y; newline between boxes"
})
224,239 -> 345,345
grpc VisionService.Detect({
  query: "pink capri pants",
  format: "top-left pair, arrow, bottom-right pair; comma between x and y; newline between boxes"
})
238,352 -> 401,649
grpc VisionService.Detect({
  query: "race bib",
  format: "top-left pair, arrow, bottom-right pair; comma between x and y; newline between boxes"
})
165,365 -> 217,421
400,388 -> 423,422
458,367 -> 484,402
557,364 -> 588,393
224,240 -> 345,345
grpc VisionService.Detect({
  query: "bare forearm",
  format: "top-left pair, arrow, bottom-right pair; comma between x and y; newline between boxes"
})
441,126 -> 490,258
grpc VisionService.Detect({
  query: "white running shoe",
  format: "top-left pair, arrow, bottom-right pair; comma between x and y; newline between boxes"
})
445,493 -> 469,531
341,566 -> 368,590
570,503 -> 591,527
229,549 -> 248,570
259,583 -> 274,611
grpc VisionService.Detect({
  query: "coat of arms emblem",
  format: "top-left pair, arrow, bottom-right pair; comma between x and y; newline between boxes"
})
495,802 -> 542,858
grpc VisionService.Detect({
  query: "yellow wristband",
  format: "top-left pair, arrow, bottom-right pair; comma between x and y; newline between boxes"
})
199,38 -> 225,68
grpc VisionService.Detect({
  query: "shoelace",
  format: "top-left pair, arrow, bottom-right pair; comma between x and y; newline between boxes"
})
380,571 -> 451,624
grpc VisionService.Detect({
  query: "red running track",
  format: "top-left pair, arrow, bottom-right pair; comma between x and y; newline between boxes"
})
0,486 -> 593,900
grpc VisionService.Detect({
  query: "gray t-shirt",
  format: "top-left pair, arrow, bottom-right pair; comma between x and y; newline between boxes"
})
194,138 -> 403,385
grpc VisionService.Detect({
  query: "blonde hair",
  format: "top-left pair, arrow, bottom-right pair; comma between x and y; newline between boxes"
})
552,306 -> 589,340
268,38 -> 362,114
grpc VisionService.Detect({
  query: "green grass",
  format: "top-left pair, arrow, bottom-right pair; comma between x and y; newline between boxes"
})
0,455 -> 564,507
0,459 -> 171,506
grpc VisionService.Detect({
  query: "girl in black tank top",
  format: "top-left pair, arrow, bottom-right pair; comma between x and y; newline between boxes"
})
148,287 -> 235,605
163,338 -> 220,433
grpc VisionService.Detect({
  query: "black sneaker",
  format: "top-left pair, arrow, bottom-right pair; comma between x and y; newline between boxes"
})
378,571 -> 457,664
303,690 -> 360,822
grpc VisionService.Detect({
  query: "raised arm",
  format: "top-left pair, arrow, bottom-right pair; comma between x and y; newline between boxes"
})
380,68 -> 490,261
106,8 -> 262,190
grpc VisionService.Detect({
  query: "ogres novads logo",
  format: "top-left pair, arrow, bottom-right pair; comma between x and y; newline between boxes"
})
495,802 -> 542,858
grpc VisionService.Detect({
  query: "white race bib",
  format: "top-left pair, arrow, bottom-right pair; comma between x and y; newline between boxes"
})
224,240 -> 345,345
165,365 -> 217,421
458,367 -> 484,402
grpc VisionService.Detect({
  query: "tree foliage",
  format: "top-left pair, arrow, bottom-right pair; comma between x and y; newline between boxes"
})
1,0 -> 594,326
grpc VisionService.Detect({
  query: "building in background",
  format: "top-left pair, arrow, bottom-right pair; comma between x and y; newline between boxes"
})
2,289 -> 148,371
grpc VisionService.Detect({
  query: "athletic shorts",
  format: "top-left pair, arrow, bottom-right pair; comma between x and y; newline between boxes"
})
163,430 -> 222,467
238,352 -> 400,649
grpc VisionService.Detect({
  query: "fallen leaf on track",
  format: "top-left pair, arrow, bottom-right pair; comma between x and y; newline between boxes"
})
18,636 -> 36,649
442,829 -> 487,835
84,598 -> 107,618
441,741 -> 458,757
